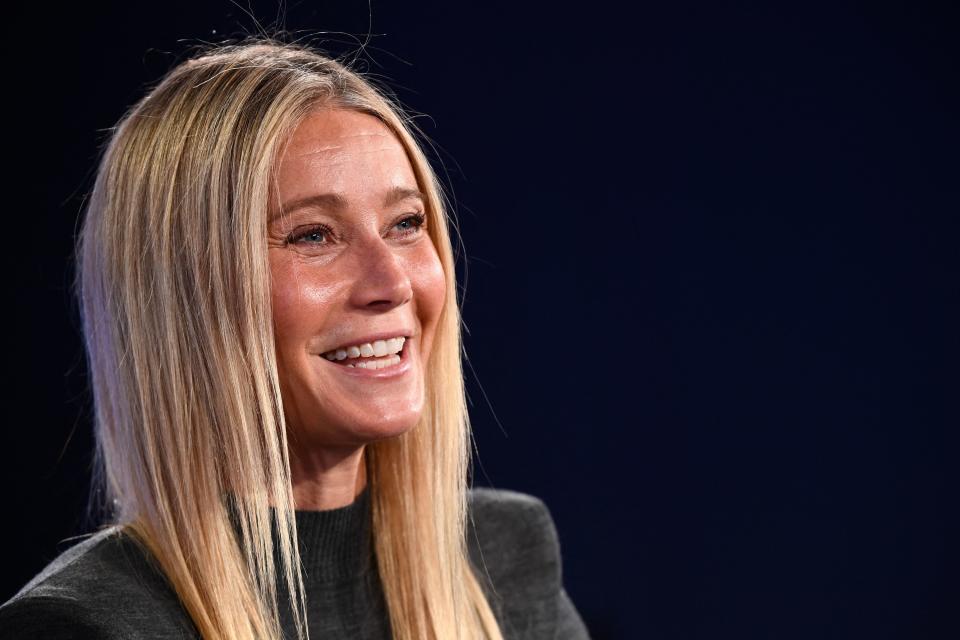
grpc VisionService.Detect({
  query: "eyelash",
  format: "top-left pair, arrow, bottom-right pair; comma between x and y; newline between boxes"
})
286,212 -> 427,246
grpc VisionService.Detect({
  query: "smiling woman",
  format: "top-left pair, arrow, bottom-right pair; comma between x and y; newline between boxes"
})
269,110 -> 447,474
0,40 -> 589,640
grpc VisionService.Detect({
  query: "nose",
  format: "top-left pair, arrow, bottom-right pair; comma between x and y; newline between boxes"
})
349,238 -> 413,311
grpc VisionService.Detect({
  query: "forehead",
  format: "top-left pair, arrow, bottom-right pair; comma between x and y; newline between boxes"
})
284,108 -> 399,155
272,109 -> 419,217
269,109 -> 418,219
276,109 -> 415,194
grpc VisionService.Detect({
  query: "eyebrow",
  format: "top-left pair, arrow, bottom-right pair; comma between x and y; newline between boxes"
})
273,186 -> 427,221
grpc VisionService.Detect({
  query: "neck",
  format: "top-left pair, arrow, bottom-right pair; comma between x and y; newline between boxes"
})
289,444 -> 368,511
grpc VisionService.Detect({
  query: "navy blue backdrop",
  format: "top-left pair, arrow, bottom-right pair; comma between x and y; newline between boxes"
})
3,2 -> 958,639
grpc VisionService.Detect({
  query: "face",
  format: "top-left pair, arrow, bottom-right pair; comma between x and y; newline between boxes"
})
268,108 -> 446,450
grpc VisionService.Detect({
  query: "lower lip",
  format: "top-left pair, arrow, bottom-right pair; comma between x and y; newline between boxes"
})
319,344 -> 413,379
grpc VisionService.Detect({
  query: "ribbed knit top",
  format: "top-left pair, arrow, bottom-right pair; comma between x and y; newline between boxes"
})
289,487 -> 375,585
267,486 -> 391,638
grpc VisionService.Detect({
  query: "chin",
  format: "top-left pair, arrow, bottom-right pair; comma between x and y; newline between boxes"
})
345,415 -> 420,444
291,404 -> 424,448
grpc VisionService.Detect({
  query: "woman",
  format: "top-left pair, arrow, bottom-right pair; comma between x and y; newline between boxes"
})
0,41 -> 588,639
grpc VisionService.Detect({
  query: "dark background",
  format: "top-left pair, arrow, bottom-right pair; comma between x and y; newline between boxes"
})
2,1 -> 958,638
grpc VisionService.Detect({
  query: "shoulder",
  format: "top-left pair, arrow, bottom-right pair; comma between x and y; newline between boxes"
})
466,489 -> 591,638
0,527 -> 196,639
466,488 -> 562,601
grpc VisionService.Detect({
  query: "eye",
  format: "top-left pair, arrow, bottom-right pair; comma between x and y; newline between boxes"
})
287,224 -> 333,246
394,212 -> 426,237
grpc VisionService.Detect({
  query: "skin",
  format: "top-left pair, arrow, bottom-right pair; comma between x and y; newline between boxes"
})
267,108 -> 446,511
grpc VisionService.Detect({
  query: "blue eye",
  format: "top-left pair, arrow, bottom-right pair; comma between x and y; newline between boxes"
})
395,212 -> 426,235
287,225 -> 332,245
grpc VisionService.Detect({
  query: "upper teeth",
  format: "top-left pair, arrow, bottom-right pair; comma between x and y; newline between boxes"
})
323,336 -> 406,361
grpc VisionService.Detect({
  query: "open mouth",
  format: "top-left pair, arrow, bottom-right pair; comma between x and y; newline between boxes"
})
321,336 -> 408,370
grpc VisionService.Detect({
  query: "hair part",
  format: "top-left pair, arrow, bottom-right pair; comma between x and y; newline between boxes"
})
78,40 -> 501,640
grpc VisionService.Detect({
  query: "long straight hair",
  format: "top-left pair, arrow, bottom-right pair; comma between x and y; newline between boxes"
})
77,41 -> 502,640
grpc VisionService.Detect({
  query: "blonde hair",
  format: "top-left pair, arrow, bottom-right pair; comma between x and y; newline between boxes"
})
77,40 -> 502,640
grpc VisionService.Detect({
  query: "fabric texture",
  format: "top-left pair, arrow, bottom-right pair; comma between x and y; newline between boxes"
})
0,488 -> 590,639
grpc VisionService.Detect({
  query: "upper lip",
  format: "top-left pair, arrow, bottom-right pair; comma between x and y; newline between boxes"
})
322,330 -> 414,354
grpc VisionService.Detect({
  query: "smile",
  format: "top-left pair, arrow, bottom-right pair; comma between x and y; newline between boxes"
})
322,336 -> 408,371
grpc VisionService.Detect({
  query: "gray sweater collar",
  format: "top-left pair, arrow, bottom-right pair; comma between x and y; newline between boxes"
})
292,486 -> 374,584
228,487 -> 374,585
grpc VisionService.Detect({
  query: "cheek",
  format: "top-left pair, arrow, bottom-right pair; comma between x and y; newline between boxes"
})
269,257 -> 339,350
270,261 -> 306,346
423,258 -> 447,316
410,243 -> 447,347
